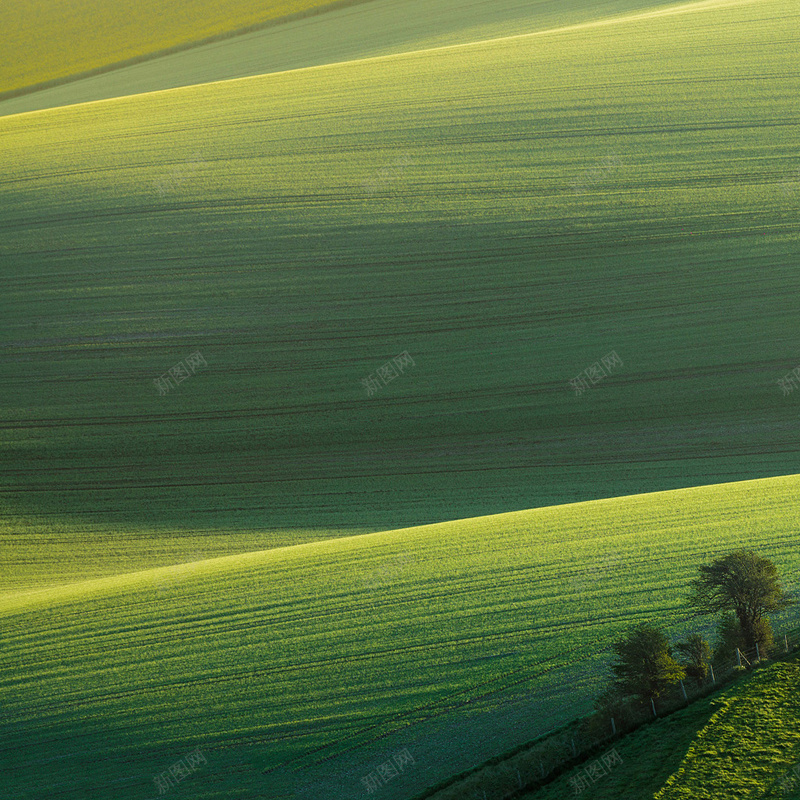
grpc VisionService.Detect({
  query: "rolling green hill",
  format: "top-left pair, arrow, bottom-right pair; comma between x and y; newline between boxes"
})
2,474 -> 799,799
0,0 -> 689,117
520,654 -> 800,800
4,2 -> 799,800
1,0 -> 798,537
0,0 -> 359,98
656,656 -> 800,799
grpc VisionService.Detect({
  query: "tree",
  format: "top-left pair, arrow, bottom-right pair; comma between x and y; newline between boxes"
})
750,616 -> 775,657
688,550 -> 792,655
712,612 -> 774,664
610,624 -> 685,701
712,612 -> 746,665
592,682 -> 624,715
674,633 -> 711,684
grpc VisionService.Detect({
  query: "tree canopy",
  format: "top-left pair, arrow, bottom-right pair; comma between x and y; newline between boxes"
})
688,549 -> 792,652
610,624 -> 685,700
675,633 -> 712,684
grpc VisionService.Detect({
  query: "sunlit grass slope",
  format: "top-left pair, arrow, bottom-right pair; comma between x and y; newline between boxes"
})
0,514 -> 373,596
522,655 -> 800,800
2,475 -> 800,800
1,0 -> 799,536
0,0 -> 354,97
0,0 -> 689,117
656,658 -> 800,799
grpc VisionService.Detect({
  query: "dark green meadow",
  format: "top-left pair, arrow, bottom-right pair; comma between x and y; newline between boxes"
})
1,1 -> 800,799
1,0 -> 798,541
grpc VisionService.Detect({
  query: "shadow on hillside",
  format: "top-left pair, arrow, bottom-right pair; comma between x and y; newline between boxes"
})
519,691 -> 724,800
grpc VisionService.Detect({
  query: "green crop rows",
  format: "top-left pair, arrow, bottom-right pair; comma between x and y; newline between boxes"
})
0,0 -> 689,117
1,0 -> 799,798
3,474 -> 800,799
1,0 -> 798,538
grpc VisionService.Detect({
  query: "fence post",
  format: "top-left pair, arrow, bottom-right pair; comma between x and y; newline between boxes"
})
651,698 -> 657,718
680,679 -> 688,703
737,648 -> 742,668
755,642 -> 760,661
709,663 -> 715,684
611,717 -> 617,736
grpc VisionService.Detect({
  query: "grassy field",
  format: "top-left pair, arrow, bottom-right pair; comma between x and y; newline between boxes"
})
2,474 -> 800,799
0,0 -> 355,98
521,654 -> 800,800
2,1 -> 800,798
657,657 -> 800,799
1,0 -> 799,539
0,0 -> 688,117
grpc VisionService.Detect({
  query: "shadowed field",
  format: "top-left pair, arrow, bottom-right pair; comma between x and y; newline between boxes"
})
2,1 -> 800,798
522,654 -> 800,800
1,0 -> 798,537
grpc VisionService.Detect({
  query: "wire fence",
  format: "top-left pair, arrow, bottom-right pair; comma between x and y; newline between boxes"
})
414,624 -> 800,800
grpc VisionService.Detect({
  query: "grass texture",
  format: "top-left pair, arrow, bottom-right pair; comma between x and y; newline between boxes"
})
0,0 -> 352,97
523,655 -> 800,800
0,0 -> 690,116
2,3 -> 800,797
2,474 -> 800,799
1,0 -> 798,536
